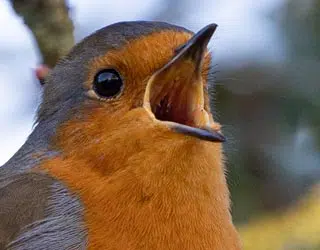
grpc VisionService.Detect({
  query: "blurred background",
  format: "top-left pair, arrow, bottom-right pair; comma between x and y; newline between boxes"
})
0,0 -> 319,249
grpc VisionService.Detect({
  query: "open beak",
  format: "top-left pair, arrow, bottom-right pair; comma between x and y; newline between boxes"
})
143,24 -> 225,142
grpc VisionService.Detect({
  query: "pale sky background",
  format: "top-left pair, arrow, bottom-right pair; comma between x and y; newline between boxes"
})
0,0 -> 286,165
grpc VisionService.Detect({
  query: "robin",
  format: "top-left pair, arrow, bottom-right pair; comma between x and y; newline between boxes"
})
0,21 -> 241,249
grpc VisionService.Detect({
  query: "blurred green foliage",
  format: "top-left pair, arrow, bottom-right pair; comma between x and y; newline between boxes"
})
214,0 -> 320,223
239,185 -> 320,250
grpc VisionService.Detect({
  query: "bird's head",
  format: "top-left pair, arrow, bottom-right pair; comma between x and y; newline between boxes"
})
38,22 -> 223,173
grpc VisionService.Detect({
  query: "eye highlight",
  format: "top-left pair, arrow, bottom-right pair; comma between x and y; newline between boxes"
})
93,69 -> 123,99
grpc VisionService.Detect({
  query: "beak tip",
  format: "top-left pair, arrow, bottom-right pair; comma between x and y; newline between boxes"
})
205,129 -> 226,143
170,22 -> 218,66
207,23 -> 218,31
216,133 -> 226,143
200,23 -> 218,39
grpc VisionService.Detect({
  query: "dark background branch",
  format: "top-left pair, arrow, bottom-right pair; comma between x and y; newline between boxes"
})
10,0 -> 74,67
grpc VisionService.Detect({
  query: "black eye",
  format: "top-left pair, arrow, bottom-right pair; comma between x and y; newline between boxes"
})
93,69 -> 123,99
